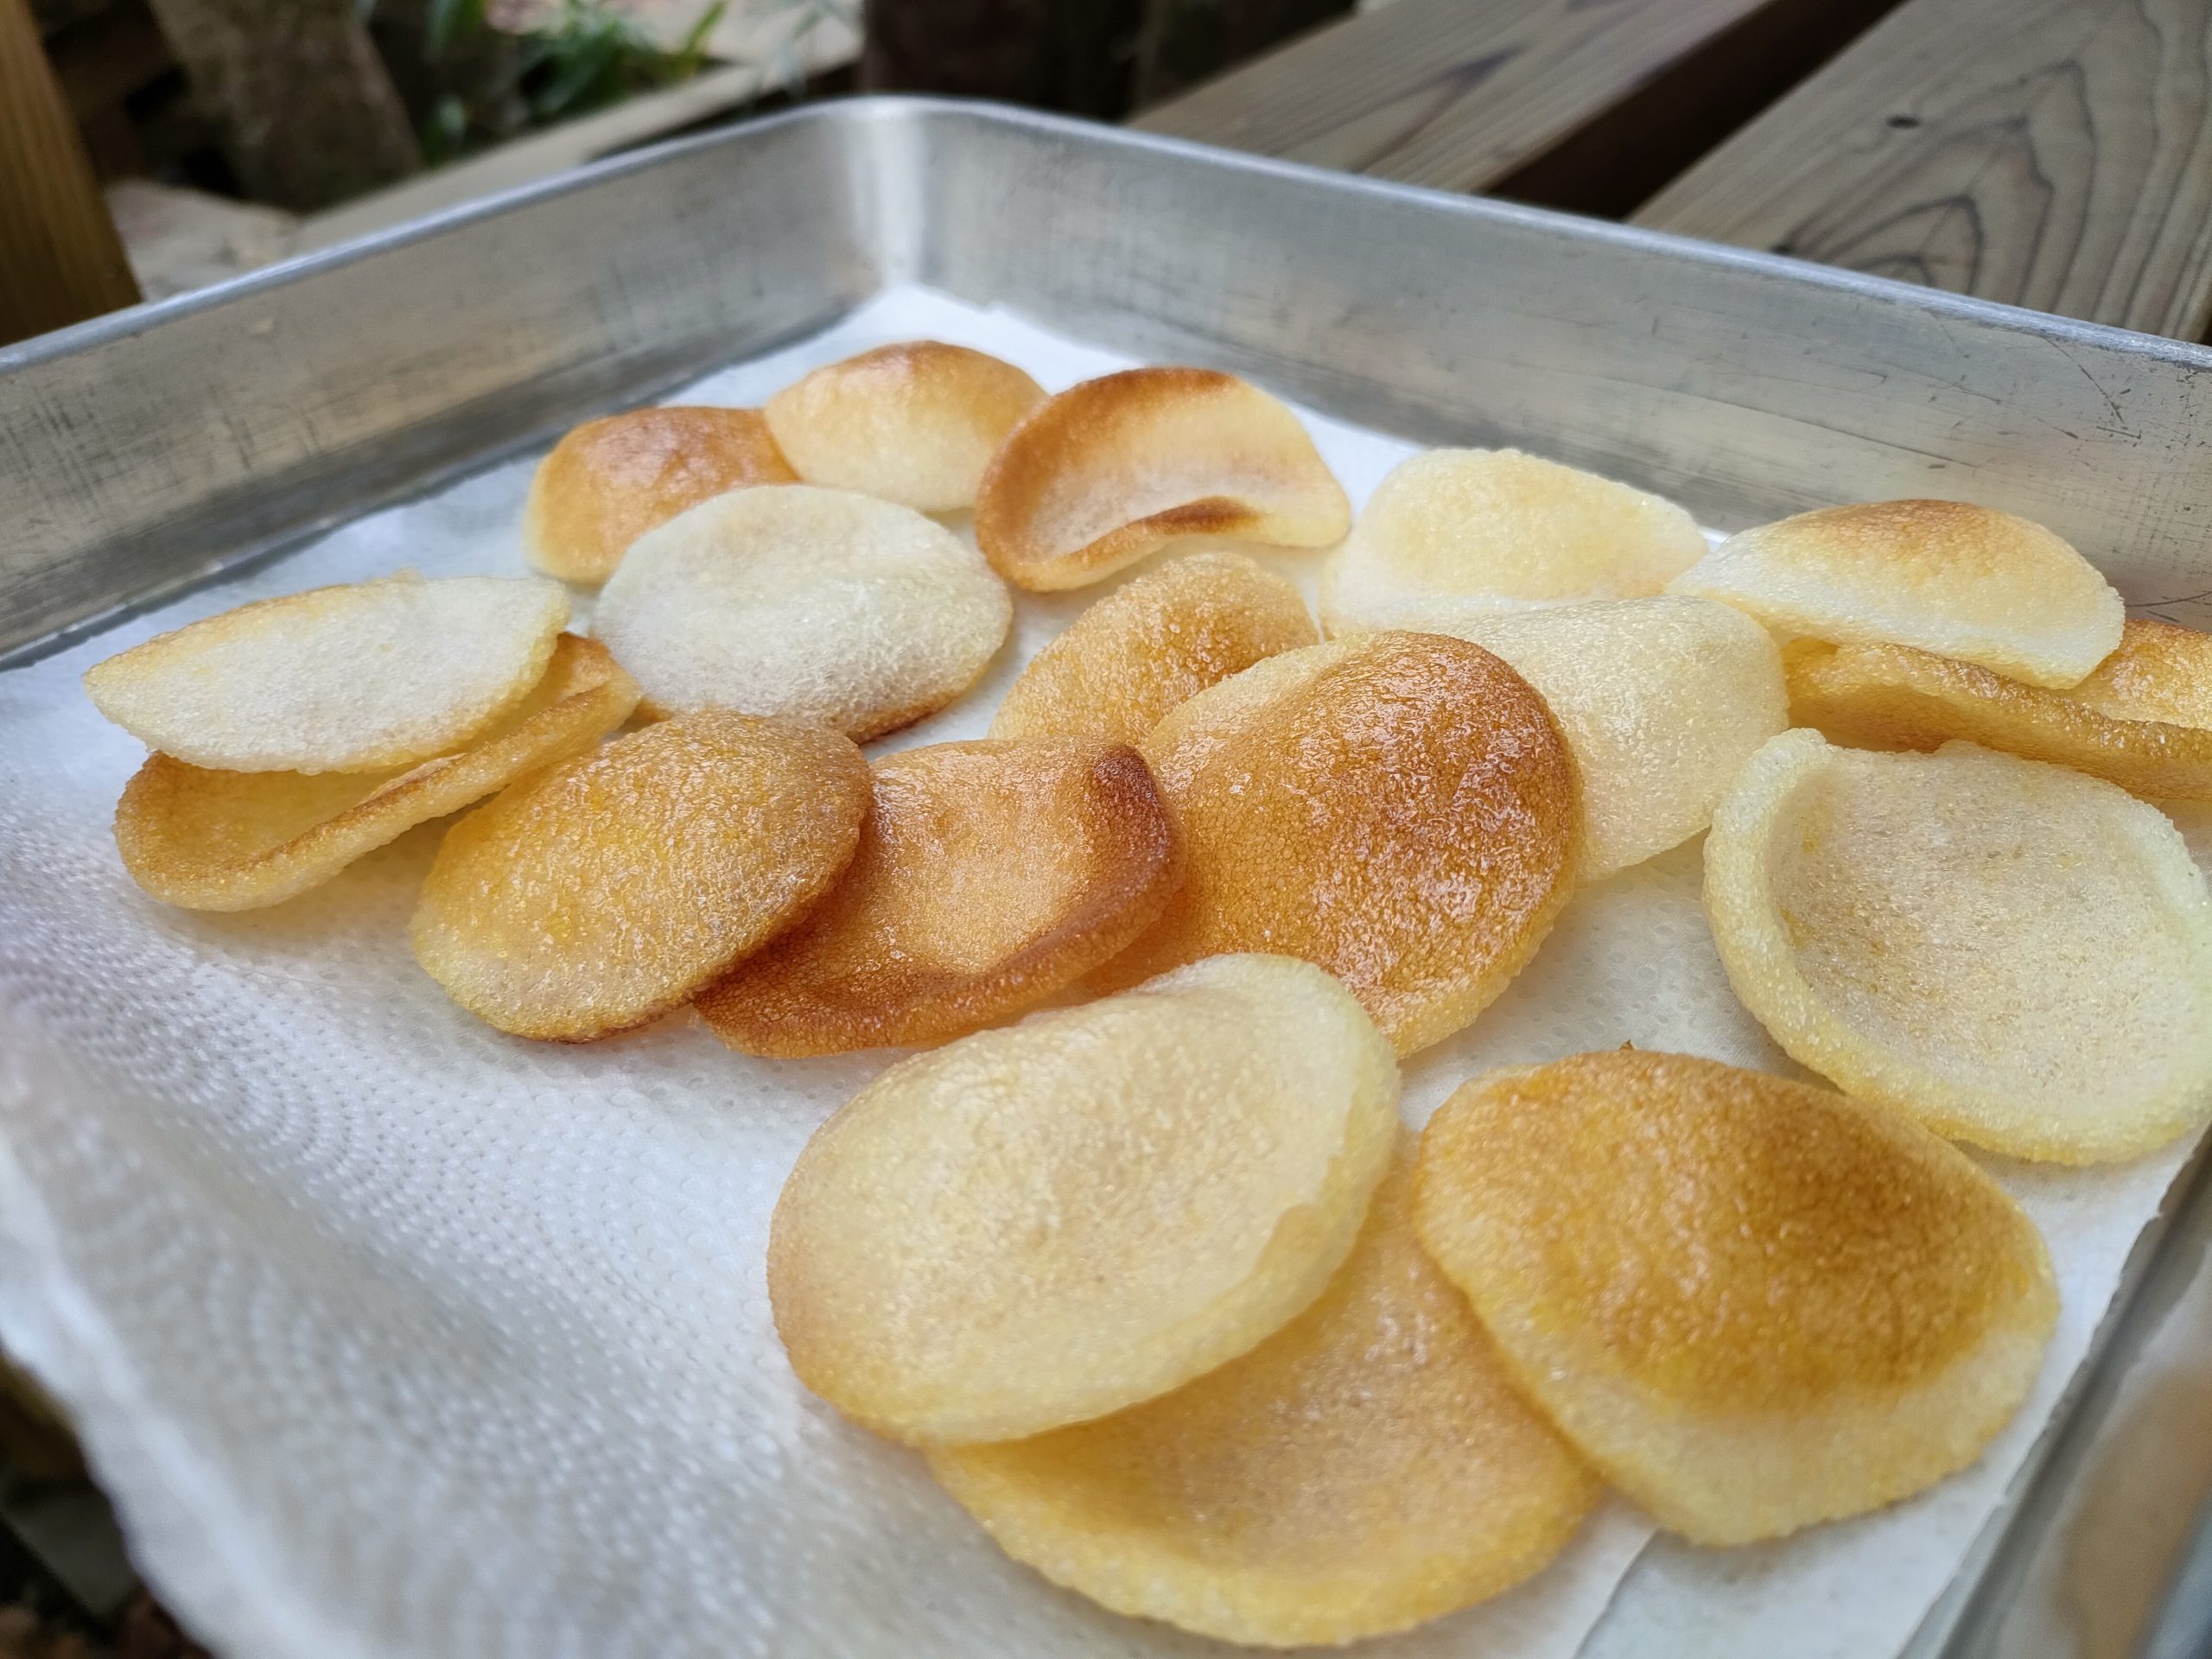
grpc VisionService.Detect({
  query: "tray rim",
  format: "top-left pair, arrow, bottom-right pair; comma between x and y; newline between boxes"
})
12,95 -> 2212,387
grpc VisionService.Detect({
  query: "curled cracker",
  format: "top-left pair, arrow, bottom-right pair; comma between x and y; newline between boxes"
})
1414,1050 -> 2057,1545
1788,620 -> 2212,800
1319,448 -> 1707,636
410,710 -> 868,1041
522,406 -> 796,585
988,550 -> 1318,744
85,574 -> 569,773
1669,499 -> 2122,689
975,367 -> 1350,592
1704,729 -> 2212,1162
929,1137 -> 1597,1647
115,635 -> 638,911
767,954 -> 1400,1446
1095,632 -> 1580,1054
765,341 -> 1045,512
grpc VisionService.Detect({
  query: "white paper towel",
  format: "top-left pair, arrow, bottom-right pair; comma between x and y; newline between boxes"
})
0,288 -> 2196,1659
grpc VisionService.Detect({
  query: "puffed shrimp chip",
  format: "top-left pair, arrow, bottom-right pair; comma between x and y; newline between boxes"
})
411,710 -> 868,1041
767,954 -> 1400,1446
1414,1051 -> 2057,1546
1669,499 -> 2123,689
765,341 -> 1046,512
975,367 -> 1350,591
522,405 -> 797,585
1787,619 -> 2212,800
987,550 -> 1317,744
85,573 -> 569,773
698,738 -> 1181,1055
114,634 -> 638,912
929,1136 -> 1597,1649
1446,596 -> 1786,880
1319,448 -> 1707,636
1705,730 -> 2212,1163
1094,632 -> 1580,1054
594,484 -> 1012,740
2074,614 -> 2212,726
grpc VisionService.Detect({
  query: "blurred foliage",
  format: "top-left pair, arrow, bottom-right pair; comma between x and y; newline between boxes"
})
368,0 -> 734,166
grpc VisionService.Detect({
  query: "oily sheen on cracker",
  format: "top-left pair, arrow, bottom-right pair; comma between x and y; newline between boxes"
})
521,405 -> 797,584
764,341 -> 1045,512
1093,632 -> 1580,1053
85,573 -> 569,773
115,635 -> 637,911
1704,730 -> 2212,1163
1414,1050 -> 2057,1545
988,551 -> 1318,744
929,1136 -> 1597,1648
698,738 -> 1181,1055
1319,448 -> 1707,636
766,954 -> 1399,1446
411,711 -> 868,1041
975,367 -> 1350,591
594,484 -> 1011,739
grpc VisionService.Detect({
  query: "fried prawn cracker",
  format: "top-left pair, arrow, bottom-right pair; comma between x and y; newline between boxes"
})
1319,448 -> 1706,636
930,1137 -> 1597,1648
1431,595 -> 1786,879
1670,499 -> 2122,688
1094,632 -> 1579,1053
85,574 -> 569,772
594,484 -> 1011,739
522,405 -> 796,584
976,368 -> 1349,591
115,634 -> 637,911
1787,619 -> 2212,800
698,738 -> 1180,1055
1414,1051 -> 2057,1545
987,551 -> 1316,745
765,341 -> 1044,512
410,710 -> 868,1040
1704,730 -> 2212,1162
767,955 -> 1399,1446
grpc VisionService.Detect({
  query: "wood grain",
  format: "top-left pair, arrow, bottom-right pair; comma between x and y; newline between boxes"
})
1131,0 -> 1897,203
1133,0 -> 1354,110
0,0 -> 139,346
1637,0 -> 2212,338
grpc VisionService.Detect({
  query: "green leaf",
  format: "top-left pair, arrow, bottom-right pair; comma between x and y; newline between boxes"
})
425,0 -> 486,60
676,0 -> 727,70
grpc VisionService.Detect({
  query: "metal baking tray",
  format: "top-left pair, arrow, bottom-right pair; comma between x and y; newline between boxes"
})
3,97 -> 2210,1659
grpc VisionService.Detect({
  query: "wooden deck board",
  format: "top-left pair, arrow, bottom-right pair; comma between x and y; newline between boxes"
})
1635,0 -> 2212,338
1132,0 -> 1899,210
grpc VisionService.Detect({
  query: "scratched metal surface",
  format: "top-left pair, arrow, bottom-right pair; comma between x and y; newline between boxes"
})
2,98 -> 2209,1659
8,101 -> 2212,666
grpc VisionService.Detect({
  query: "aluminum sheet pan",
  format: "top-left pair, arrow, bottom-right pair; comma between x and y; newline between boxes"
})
3,98 -> 2209,1659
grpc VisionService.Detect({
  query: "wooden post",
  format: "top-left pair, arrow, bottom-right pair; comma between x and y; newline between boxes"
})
0,0 -> 140,346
